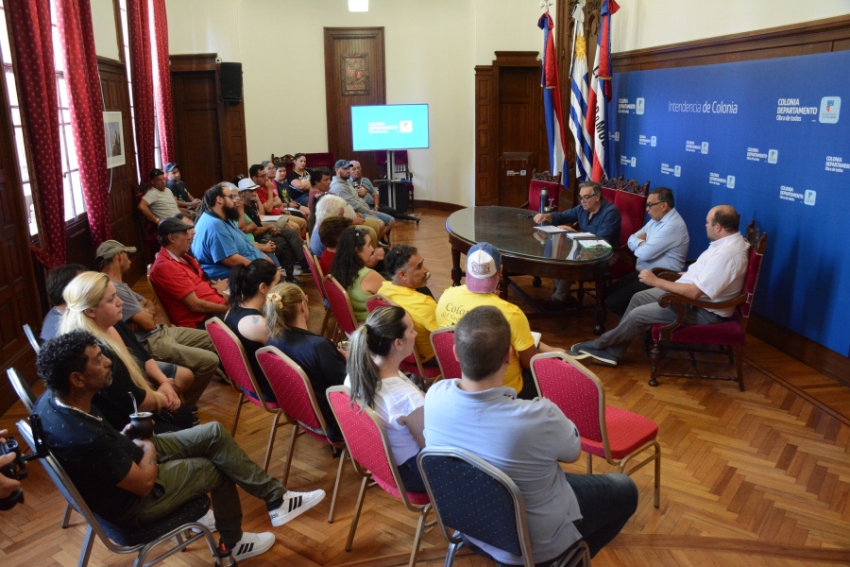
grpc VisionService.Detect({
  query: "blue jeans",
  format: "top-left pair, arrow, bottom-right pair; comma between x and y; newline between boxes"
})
397,452 -> 426,493
369,209 -> 394,226
564,472 -> 638,557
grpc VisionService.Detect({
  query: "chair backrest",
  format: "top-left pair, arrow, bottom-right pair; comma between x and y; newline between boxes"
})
302,245 -> 326,301
23,324 -> 41,354
531,353 -> 606,444
527,179 -> 560,212
430,327 -> 461,379
365,293 -> 393,313
739,231 -> 767,320
323,275 -> 359,337
7,368 -> 36,414
418,447 -> 534,565
255,346 -> 330,440
304,152 -> 336,169
146,262 -> 172,326
327,386 -> 427,505
612,189 -> 647,247
365,295 -> 426,372
205,317 -> 271,410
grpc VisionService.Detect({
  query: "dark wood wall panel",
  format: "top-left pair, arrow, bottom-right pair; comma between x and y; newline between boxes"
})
323,27 -> 385,182
475,67 -> 495,205
608,14 -> 850,385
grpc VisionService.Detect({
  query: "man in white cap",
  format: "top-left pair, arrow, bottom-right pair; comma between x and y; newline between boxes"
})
435,242 -> 563,398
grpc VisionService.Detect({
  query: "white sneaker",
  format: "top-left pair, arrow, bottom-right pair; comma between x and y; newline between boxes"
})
269,489 -> 326,527
191,509 -> 217,533
230,531 -> 275,562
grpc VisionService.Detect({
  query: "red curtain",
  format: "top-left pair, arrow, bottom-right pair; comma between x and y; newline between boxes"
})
151,0 -> 174,163
6,0 -> 66,268
55,0 -> 111,246
127,0 -> 155,182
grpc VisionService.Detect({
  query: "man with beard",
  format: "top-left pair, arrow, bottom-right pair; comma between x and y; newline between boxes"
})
191,182 -> 274,280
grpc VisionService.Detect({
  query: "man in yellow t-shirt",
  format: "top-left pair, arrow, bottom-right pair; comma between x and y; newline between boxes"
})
379,244 -> 438,364
436,242 -> 562,398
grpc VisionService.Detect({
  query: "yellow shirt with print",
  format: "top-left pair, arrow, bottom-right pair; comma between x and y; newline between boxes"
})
378,281 -> 438,362
435,285 -> 535,393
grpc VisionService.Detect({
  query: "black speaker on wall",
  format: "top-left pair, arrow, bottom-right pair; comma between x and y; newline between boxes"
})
220,62 -> 243,103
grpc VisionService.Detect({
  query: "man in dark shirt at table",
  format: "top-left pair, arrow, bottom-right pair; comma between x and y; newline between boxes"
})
33,330 -> 326,562
534,181 -> 621,309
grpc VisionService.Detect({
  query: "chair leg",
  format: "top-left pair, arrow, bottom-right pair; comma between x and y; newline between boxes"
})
328,447 -> 348,523
735,346 -> 745,392
262,411 -> 284,472
444,536 -> 465,567
654,442 -> 661,508
78,525 -> 95,567
345,476 -> 370,551
230,392 -> 245,436
649,340 -> 661,387
320,309 -> 331,338
586,453 -> 592,474
61,503 -> 73,528
281,424 -> 300,485
408,507 -> 430,567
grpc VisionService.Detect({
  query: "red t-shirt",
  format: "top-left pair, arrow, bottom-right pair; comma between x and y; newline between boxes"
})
256,185 -> 282,215
149,250 -> 226,328
319,249 -> 335,276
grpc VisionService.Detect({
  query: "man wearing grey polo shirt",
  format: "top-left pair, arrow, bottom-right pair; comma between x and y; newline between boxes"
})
425,306 -> 638,563
572,204 -> 749,367
607,187 -> 690,316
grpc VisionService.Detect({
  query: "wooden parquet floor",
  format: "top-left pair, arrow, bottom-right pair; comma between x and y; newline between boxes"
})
2,208 -> 849,567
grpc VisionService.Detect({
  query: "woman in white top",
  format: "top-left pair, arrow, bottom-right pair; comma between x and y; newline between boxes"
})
346,305 -> 426,492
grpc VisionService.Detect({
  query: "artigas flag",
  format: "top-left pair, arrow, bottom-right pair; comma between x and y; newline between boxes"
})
585,0 -> 619,182
538,11 -> 568,177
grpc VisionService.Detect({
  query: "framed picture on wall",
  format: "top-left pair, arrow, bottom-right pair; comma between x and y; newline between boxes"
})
104,111 -> 125,169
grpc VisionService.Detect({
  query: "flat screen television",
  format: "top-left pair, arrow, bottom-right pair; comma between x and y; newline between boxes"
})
351,104 -> 430,151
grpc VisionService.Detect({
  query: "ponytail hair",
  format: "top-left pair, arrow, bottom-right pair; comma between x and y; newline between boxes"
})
347,306 -> 407,409
228,259 -> 279,306
59,272 -> 159,405
264,283 -> 307,340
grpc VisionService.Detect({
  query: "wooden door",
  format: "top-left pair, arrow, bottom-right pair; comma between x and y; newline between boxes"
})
497,66 -> 547,208
323,27 -> 385,182
171,71 -> 223,195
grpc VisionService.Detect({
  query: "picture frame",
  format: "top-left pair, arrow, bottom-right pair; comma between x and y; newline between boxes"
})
103,111 -> 125,168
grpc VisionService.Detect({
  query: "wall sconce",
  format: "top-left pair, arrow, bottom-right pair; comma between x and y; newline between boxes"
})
348,0 -> 368,12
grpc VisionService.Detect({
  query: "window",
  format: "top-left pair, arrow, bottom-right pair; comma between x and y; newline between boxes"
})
0,0 -> 87,235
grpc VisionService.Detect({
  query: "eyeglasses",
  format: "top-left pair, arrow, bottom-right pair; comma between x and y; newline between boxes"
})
645,201 -> 663,209
579,193 -> 598,202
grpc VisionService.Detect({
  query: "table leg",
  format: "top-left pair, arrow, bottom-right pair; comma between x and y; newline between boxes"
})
594,277 -> 609,335
451,246 -> 462,287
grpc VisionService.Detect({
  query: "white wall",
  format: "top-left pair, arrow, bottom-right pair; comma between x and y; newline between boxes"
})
613,0 -> 850,52
92,0 -> 119,60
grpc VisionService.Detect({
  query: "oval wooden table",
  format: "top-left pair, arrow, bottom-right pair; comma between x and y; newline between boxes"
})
446,206 -> 613,334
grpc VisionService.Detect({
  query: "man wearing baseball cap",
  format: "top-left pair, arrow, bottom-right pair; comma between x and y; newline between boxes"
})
435,242 -> 563,398
97,239 -> 216,406
164,162 -> 200,211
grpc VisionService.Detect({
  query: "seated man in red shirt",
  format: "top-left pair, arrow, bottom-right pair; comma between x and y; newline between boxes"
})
150,216 -> 229,329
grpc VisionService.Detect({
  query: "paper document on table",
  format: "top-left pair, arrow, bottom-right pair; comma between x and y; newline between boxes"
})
578,239 -> 611,249
531,331 -> 541,348
533,225 -> 569,234
261,215 -> 283,221
566,232 -> 596,240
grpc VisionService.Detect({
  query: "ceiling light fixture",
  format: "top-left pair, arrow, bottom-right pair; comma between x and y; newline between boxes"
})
348,0 -> 368,12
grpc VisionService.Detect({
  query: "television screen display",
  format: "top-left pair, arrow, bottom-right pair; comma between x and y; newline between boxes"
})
351,104 -> 430,151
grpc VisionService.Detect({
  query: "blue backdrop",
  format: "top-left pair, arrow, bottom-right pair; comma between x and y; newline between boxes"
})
609,50 -> 849,356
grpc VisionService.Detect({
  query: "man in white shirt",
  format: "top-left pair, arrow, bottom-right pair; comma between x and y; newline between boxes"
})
607,187 -> 690,315
139,168 -> 189,224
572,205 -> 749,367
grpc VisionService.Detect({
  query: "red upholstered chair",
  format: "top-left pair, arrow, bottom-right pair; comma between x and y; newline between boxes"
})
255,346 -> 346,522
326,386 -> 433,567
302,244 -> 333,337
304,152 -> 336,169
531,352 -> 661,508
429,326 -> 461,380
649,227 -> 768,392
323,274 -> 360,342
205,317 -> 287,471
365,295 -> 441,383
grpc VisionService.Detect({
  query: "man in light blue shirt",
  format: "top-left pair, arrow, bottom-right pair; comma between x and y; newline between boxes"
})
608,187 -> 689,315
191,183 -> 273,280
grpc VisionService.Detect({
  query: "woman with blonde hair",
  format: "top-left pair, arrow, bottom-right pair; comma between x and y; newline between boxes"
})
265,282 -> 347,441
60,271 -> 195,432
345,306 -> 426,492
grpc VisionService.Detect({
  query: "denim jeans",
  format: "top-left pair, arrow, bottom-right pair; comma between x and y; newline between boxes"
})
563,472 -> 638,557
397,452 -> 427,493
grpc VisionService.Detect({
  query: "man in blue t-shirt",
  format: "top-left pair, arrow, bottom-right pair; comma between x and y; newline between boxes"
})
534,181 -> 621,309
191,182 -> 274,280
